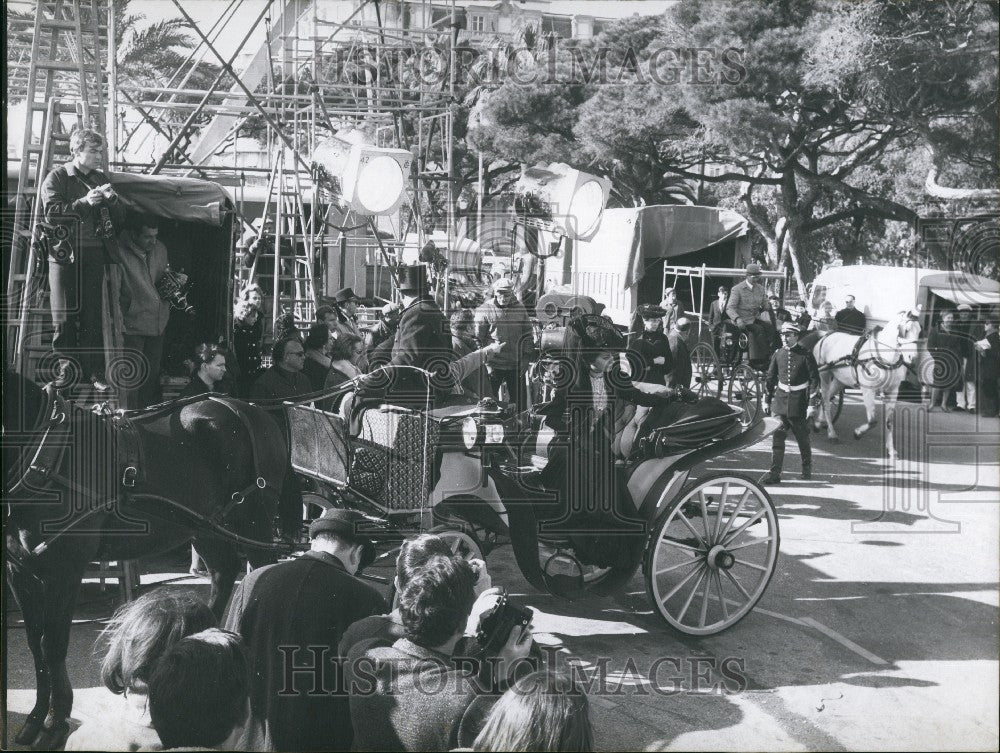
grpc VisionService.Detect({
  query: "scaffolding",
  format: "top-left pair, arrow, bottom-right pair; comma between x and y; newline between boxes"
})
109,0 -> 462,335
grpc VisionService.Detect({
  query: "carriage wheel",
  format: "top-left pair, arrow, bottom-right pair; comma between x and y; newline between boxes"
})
429,524 -> 485,562
644,474 -> 779,636
689,342 -> 721,399
727,364 -> 762,427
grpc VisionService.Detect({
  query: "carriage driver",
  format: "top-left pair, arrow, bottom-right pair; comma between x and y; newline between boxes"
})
725,262 -> 774,370
759,322 -> 820,485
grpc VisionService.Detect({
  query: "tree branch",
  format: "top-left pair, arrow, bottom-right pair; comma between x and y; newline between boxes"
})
791,162 -> 920,225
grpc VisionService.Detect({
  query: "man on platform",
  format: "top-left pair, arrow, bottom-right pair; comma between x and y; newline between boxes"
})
760,322 -> 820,484
834,295 -> 867,335
117,216 -> 171,409
725,263 -> 774,369
223,508 -> 386,752
40,128 -> 125,391
660,287 -> 686,334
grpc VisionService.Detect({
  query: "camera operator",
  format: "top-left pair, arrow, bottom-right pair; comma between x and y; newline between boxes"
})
117,215 -> 171,408
347,555 -> 534,752
40,128 -> 125,391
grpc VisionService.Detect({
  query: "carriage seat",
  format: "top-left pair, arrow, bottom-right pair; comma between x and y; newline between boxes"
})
612,398 -> 740,460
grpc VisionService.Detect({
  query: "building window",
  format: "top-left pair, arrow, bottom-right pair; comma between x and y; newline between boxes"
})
470,14 -> 485,32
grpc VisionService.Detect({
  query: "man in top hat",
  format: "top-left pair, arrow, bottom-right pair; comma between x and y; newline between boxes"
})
725,262 -> 773,368
223,508 -> 386,752
627,304 -> 673,385
475,276 -> 534,410
383,264 -> 455,396
760,322 -> 820,484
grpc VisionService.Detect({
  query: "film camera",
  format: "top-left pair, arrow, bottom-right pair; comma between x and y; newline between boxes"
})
92,184 -> 119,239
156,268 -> 195,315
475,589 -> 532,657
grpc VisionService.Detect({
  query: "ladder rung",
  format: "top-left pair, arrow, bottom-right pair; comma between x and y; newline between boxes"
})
39,19 -> 108,32
34,59 -> 90,71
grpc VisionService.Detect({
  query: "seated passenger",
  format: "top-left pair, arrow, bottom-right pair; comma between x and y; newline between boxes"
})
64,589 -> 216,751
179,343 -> 230,398
302,322 -> 333,393
232,296 -> 264,397
323,332 -> 365,411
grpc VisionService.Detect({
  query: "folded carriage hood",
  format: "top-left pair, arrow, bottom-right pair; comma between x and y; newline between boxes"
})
108,172 -> 233,226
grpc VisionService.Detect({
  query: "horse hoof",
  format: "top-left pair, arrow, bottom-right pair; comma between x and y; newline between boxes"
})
32,721 -> 71,751
14,718 -> 44,746
853,430 -> 863,439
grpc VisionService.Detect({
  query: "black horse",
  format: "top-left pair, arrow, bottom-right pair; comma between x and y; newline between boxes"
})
3,368 -> 288,749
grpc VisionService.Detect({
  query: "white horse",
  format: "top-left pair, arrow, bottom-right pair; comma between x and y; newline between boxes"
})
810,318 -> 921,462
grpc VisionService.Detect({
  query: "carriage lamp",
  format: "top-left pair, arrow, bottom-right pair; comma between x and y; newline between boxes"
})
461,397 -> 510,449
513,163 -> 611,241
313,138 -> 414,215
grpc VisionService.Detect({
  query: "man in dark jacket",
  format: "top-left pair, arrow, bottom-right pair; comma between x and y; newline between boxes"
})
250,337 -> 312,538
976,321 -> 999,417
223,508 -> 386,753
791,300 -> 812,331
40,128 -> 125,390
474,277 -> 534,410
666,317 -> 693,389
627,304 -> 673,385
928,311 -> 965,411
760,322 -> 820,484
385,264 -> 455,397
834,295 -> 867,335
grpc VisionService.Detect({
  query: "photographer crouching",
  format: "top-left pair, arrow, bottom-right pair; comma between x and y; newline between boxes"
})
40,128 -> 125,391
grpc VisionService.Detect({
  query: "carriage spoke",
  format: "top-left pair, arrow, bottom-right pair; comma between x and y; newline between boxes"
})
725,536 -> 774,552
723,506 -> 767,546
675,507 -> 710,549
732,557 -> 769,572
699,491 -> 711,541
676,567 -> 708,624
723,568 -> 752,600
717,489 -> 752,542
715,572 -> 729,621
699,569 -> 712,628
657,536 -> 706,554
663,561 -> 706,604
655,557 -> 701,576
712,482 -> 730,544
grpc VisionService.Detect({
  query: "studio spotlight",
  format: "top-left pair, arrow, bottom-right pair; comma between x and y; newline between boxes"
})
313,137 -> 414,215
513,162 -> 611,241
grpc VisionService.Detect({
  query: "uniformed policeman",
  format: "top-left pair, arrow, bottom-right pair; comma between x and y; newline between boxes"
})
760,322 -> 820,484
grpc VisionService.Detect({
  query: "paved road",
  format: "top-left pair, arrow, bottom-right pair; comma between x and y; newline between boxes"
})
4,396 -> 998,751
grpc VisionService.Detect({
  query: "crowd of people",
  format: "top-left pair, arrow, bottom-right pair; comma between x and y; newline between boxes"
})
62,524 -> 594,753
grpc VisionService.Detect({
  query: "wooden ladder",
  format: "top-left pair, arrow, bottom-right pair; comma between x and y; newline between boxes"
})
5,0 -> 108,382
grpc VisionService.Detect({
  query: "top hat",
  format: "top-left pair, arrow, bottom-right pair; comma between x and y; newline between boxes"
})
308,508 -> 377,570
397,264 -> 428,294
333,287 -> 359,304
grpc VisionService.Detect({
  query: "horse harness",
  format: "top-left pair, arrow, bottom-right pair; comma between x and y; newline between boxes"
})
7,389 -> 275,553
817,327 -> 912,387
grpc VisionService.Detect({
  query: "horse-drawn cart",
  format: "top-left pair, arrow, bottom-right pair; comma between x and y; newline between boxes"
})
286,355 -> 782,636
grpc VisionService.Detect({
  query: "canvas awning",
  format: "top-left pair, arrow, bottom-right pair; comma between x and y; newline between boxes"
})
622,205 -> 750,288
109,172 -> 232,226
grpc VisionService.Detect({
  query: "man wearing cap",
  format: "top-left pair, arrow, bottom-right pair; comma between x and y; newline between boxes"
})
628,304 -> 673,385
222,508 -> 386,752
475,277 -> 534,410
382,264 -> 455,396
660,287 -> 686,334
834,294 -> 867,336
760,322 -> 820,484
725,263 -> 773,368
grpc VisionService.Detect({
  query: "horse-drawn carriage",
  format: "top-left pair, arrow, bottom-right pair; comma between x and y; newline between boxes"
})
286,316 -> 781,637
